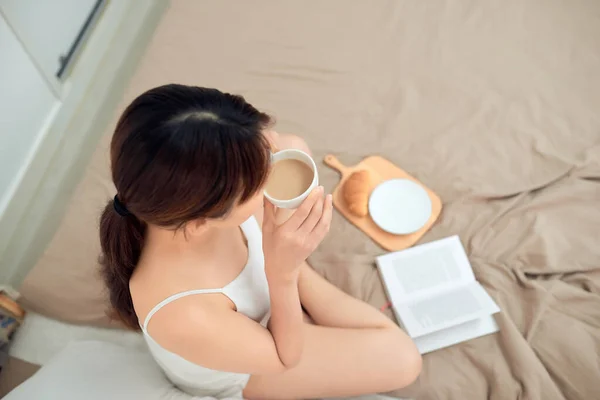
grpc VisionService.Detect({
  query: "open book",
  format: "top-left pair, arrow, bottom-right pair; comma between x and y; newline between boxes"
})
376,236 -> 500,354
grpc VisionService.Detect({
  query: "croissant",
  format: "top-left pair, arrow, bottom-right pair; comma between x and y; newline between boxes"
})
343,170 -> 373,217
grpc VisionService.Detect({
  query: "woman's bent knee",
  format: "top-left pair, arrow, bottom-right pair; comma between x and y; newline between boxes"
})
397,344 -> 422,388
277,133 -> 311,155
383,328 -> 422,390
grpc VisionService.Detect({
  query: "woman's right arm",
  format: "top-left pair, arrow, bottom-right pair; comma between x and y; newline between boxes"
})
152,300 -> 299,374
261,186 -> 331,368
150,187 -> 332,374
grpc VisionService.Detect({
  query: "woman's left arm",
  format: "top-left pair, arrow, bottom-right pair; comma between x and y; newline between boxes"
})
255,187 -> 394,329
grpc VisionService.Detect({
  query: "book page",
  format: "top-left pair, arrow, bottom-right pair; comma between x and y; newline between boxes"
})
394,282 -> 500,338
377,236 -> 475,302
413,315 -> 499,354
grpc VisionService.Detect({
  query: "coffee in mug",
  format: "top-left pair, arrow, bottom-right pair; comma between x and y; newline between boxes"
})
266,159 -> 314,200
264,149 -> 319,209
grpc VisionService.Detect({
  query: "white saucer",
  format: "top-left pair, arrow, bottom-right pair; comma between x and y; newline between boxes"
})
368,179 -> 432,235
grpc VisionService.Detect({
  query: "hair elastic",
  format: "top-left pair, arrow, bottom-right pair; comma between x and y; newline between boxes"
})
113,195 -> 131,217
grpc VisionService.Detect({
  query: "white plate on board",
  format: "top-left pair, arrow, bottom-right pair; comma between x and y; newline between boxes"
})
368,179 -> 432,235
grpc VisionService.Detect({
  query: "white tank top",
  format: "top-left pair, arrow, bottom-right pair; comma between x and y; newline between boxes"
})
141,216 -> 270,398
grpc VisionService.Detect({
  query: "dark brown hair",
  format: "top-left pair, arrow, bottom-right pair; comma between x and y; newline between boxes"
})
99,84 -> 272,329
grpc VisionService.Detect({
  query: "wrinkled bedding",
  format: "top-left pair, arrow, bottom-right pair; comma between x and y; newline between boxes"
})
20,0 -> 600,399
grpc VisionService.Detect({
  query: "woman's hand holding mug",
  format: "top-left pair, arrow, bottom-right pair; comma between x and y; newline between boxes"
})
262,186 -> 333,283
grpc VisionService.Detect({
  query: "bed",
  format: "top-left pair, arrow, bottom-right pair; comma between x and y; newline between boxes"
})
8,1 -> 600,399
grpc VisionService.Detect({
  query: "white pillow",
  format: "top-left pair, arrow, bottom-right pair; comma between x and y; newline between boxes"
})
9,312 -> 145,366
4,340 -> 210,400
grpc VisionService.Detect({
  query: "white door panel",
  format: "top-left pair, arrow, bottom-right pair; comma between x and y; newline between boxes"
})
0,14 -> 59,212
0,0 -> 99,87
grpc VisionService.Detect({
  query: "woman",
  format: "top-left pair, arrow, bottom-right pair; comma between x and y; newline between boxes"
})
99,84 -> 421,399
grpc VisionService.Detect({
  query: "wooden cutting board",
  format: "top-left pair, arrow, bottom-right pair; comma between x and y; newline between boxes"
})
323,154 -> 442,251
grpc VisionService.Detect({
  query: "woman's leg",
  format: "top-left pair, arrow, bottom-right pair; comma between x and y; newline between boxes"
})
244,268 -> 421,399
297,263 -> 398,329
271,132 -> 312,155
243,321 -> 421,399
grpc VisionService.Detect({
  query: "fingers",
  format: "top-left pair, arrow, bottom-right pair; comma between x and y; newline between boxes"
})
284,186 -> 323,231
298,188 -> 325,234
313,194 -> 333,236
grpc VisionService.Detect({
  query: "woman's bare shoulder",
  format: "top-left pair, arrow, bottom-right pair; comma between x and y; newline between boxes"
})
130,257 -> 234,331
143,290 -> 232,333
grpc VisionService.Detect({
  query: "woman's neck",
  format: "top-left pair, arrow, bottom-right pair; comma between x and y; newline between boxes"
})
144,223 -> 227,255
134,220 -> 249,290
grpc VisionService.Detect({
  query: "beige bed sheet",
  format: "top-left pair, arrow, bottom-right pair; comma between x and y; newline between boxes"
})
20,1 -> 600,399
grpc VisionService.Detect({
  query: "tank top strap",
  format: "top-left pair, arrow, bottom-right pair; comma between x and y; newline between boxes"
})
142,288 -> 223,332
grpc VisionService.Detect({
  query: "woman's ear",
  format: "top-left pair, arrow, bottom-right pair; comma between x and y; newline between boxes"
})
185,218 -> 209,237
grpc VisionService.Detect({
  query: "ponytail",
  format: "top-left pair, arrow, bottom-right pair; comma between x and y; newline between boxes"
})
99,199 -> 146,330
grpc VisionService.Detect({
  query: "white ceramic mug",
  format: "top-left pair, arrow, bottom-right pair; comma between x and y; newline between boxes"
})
264,149 -> 319,209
